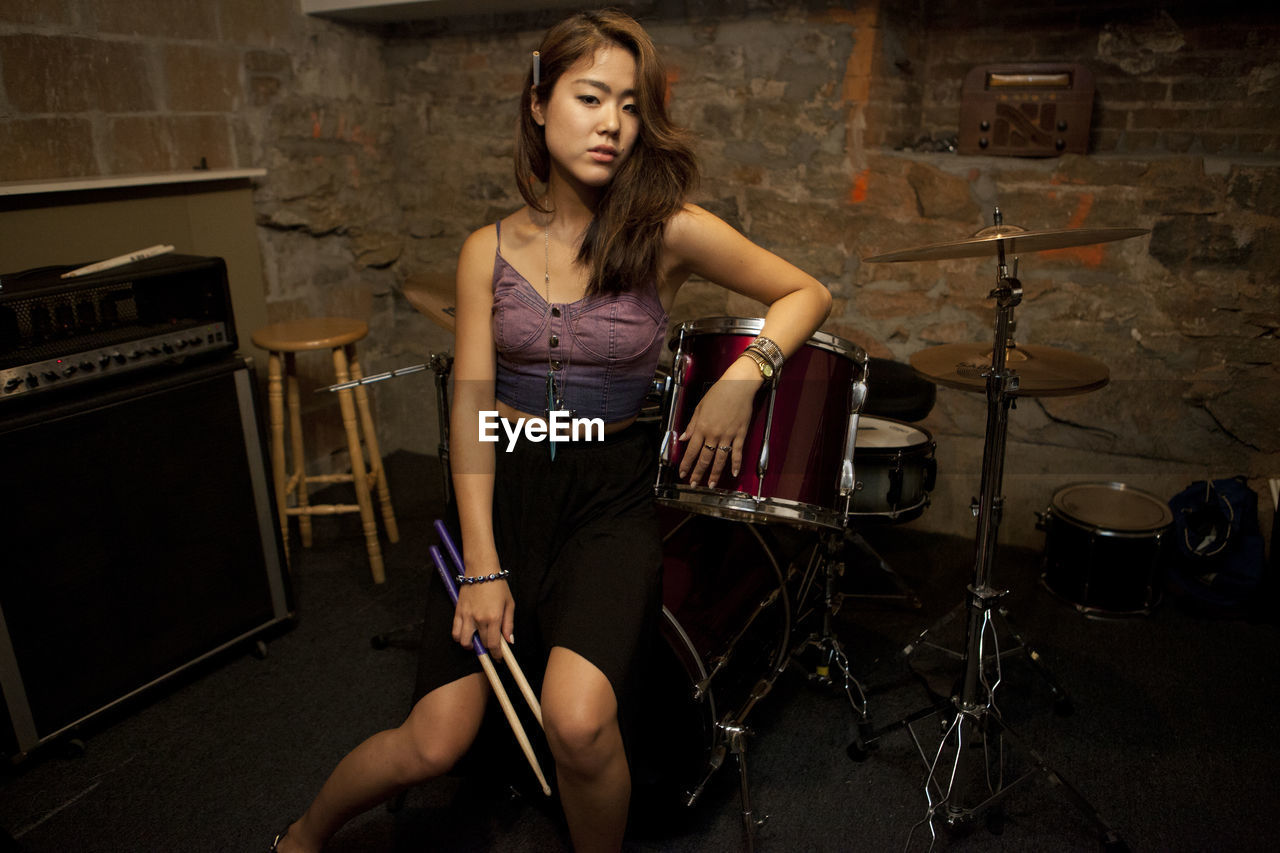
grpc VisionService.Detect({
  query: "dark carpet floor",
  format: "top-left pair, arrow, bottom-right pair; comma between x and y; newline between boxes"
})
2,451 -> 1277,852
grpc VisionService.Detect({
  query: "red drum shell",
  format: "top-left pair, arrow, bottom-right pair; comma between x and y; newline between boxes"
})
656,317 -> 865,529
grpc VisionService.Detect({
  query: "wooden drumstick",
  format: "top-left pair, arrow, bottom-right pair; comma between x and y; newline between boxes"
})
434,520 -> 544,728
428,546 -> 551,797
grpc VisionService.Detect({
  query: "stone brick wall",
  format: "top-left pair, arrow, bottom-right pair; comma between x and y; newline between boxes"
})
3,1 -> 1276,549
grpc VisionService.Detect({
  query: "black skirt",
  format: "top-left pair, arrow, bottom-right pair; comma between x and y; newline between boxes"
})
415,420 -> 663,710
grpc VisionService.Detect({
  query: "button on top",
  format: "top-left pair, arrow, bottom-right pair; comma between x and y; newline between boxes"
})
550,334 -> 559,348
551,306 -> 561,318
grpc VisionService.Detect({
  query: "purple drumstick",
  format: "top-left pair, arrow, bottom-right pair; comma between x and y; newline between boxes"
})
428,545 -> 485,657
433,519 -> 466,578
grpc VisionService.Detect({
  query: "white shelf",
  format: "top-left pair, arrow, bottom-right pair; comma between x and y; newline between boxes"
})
0,168 -> 267,198
302,0 -> 592,22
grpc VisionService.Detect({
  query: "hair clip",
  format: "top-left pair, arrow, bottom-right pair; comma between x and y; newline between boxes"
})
532,50 -> 540,87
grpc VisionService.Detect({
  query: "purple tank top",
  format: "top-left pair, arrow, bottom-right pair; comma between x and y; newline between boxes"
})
491,221 -> 668,423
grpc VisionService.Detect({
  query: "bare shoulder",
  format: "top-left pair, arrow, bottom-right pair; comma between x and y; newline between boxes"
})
665,203 -> 722,246
460,222 -> 498,263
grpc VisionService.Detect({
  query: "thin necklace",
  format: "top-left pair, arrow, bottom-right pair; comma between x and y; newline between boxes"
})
544,220 -> 570,460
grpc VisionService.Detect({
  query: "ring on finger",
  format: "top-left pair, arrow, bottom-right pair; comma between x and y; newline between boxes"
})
703,443 -> 715,451
719,445 -> 732,452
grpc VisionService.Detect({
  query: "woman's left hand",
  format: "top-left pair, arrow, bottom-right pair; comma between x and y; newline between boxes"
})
678,367 -> 761,488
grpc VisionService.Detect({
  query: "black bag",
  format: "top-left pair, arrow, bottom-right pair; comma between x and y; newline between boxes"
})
1166,476 -> 1268,615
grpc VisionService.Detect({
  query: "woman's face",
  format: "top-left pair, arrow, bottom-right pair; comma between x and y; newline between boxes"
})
532,44 -> 640,192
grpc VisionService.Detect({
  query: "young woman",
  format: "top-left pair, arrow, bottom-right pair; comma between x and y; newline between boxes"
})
274,10 -> 831,852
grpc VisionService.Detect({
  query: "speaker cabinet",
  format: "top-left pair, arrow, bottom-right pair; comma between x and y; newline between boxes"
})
0,357 -> 291,759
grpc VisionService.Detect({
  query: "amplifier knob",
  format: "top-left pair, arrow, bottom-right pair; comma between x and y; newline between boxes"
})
100,355 -> 111,367
4,377 -> 21,392
162,343 -> 174,354
80,361 -> 94,371
42,370 -> 58,381
62,365 -> 78,376
113,352 -> 127,364
128,350 -> 143,359
25,374 -> 38,388
148,346 -> 162,355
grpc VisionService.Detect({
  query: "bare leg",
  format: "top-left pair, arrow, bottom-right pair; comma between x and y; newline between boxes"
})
541,646 -> 630,853
277,672 -> 489,853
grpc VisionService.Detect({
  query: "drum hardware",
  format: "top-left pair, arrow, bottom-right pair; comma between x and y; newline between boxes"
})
317,354 -> 456,511
369,279 -> 459,654
657,512 -> 792,853
860,209 -> 1142,850
788,529 -> 873,744
837,374 -> 870,520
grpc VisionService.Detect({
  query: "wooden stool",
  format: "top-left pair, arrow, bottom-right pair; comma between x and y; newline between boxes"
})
251,317 -> 399,583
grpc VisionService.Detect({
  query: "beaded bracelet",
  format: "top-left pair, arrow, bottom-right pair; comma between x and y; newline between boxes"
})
456,570 -> 511,585
751,335 -> 785,370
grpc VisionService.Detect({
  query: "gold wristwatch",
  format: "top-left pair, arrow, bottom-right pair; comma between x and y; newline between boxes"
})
740,346 -> 774,379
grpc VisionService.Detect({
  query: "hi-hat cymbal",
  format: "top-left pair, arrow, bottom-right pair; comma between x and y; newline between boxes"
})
402,274 -> 456,334
865,224 -> 1148,263
911,343 -> 1109,397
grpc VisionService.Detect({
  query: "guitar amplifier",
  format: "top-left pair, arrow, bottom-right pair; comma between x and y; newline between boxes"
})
0,253 -> 235,405
958,64 -> 1095,157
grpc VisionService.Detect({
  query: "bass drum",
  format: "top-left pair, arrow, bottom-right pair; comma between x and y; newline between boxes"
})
630,512 -> 789,828
1040,482 -> 1173,616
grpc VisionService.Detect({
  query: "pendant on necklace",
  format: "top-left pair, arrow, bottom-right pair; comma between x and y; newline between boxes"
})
546,370 -> 558,461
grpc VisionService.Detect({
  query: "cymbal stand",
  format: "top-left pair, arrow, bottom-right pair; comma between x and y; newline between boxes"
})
427,352 -> 454,506
872,223 -> 1126,850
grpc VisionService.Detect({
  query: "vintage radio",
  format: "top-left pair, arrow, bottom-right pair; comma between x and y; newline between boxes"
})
958,64 -> 1095,157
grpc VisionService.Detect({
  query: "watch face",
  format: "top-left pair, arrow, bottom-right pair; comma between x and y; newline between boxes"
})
761,362 -> 774,378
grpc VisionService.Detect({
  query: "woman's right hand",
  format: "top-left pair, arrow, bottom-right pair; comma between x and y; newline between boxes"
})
452,571 -> 515,660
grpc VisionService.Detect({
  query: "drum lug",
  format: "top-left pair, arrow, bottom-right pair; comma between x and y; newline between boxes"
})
838,379 -> 868,497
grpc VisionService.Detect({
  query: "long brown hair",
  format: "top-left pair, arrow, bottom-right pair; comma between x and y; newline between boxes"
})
515,9 -> 699,296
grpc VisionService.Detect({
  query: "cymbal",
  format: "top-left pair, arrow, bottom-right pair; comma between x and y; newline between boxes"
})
864,224 -> 1148,263
910,343 -> 1109,397
402,274 -> 455,334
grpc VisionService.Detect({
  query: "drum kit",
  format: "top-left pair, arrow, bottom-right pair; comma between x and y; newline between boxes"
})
367,209 -> 1145,850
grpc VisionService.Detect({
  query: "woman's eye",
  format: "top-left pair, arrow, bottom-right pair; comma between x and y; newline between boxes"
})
578,95 -> 599,105
623,103 -> 639,115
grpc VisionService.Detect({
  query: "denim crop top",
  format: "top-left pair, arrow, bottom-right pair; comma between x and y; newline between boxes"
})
492,221 -> 668,423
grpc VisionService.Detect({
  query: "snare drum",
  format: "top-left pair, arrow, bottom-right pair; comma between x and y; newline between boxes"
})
655,317 -> 867,530
847,417 -> 937,521
1040,482 -> 1173,616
